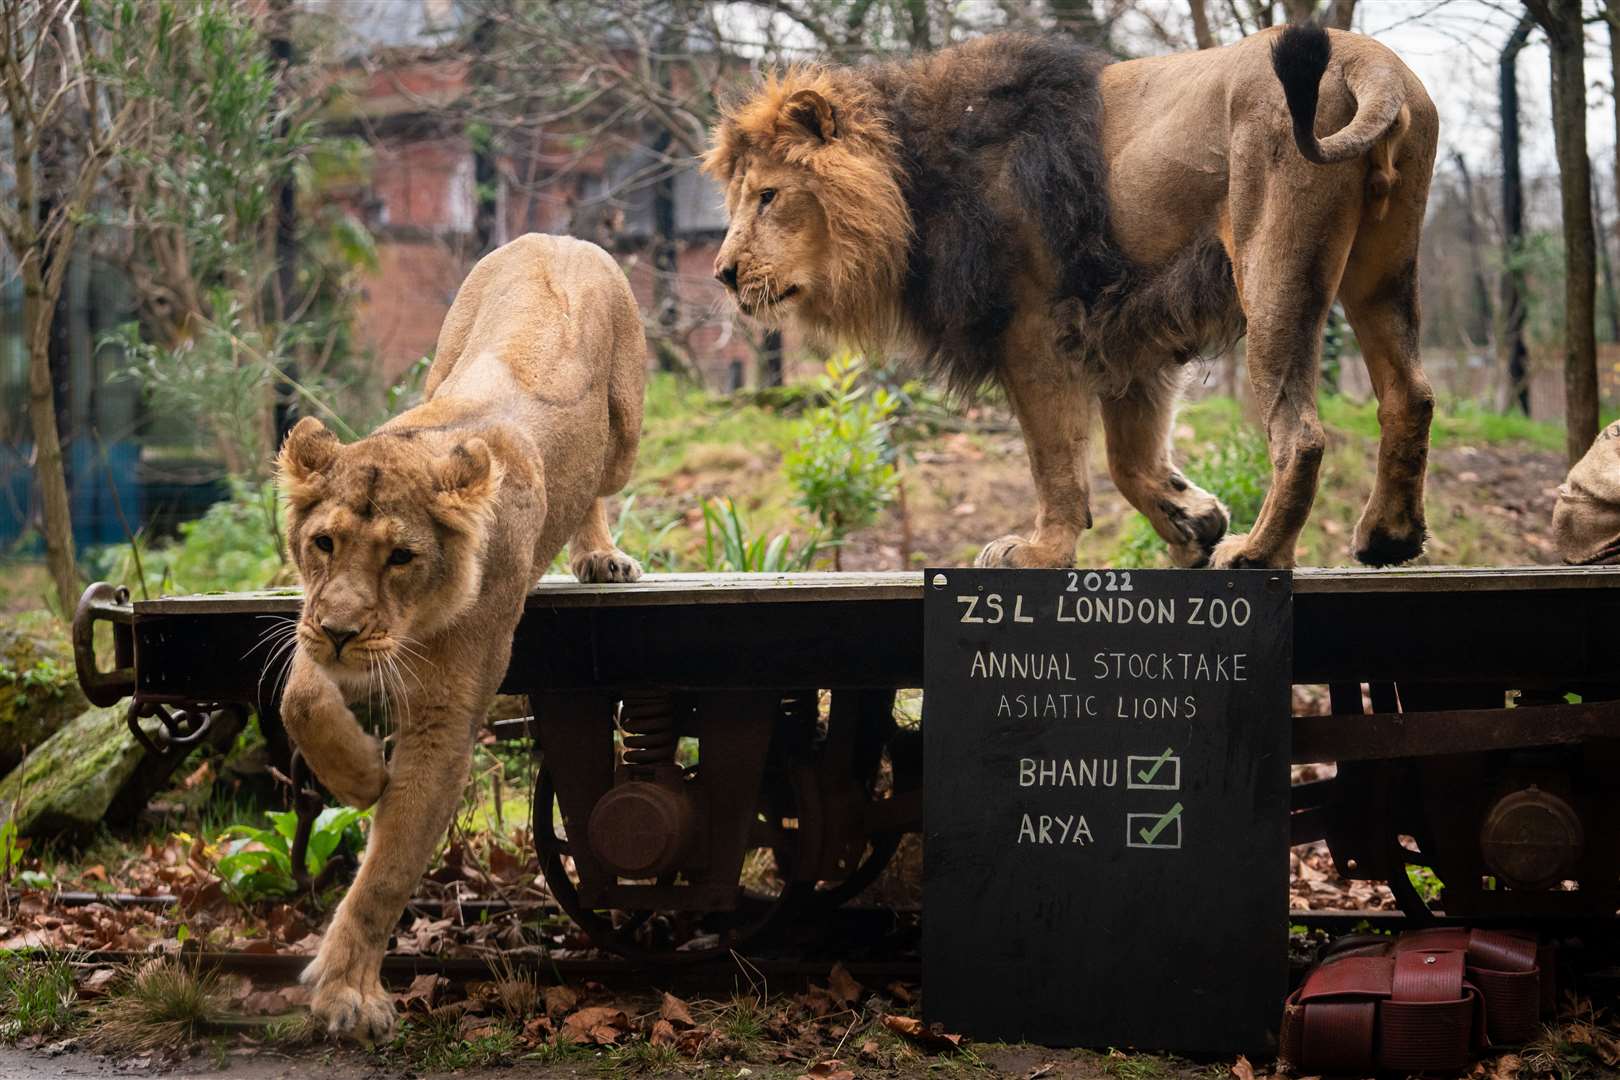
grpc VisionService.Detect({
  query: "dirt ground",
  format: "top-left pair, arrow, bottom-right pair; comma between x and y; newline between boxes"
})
0,1044 -> 1224,1080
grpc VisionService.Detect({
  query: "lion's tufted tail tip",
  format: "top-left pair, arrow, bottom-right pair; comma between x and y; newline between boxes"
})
1271,23 -> 1333,166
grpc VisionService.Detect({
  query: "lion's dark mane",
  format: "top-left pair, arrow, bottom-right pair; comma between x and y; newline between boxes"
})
868,35 -> 1241,395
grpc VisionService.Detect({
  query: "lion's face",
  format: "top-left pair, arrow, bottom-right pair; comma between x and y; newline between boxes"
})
277,417 -> 502,687
705,79 -> 911,348
714,159 -> 832,321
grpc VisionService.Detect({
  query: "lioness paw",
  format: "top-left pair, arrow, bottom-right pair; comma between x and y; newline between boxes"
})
572,548 -> 643,584
325,735 -> 388,809
303,926 -> 393,1042
1207,533 -> 1287,570
309,975 -> 395,1042
974,535 -> 1074,569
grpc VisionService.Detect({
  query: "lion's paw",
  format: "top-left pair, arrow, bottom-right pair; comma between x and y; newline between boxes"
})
302,935 -> 393,1042
324,735 -> 388,810
1208,533 -> 1258,569
1208,533 -> 1294,570
308,974 -> 395,1042
974,535 -> 1073,569
1161,495 -> 1230,569
572,548 -> 643,584
1352,518 -> 1426,567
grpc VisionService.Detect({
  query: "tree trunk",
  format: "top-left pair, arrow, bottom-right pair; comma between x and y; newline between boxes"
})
1499,14 -> 1533,416
1593,170 -> 1620,341
1530,0 -> 1600,463
1323,0 -> 1356,30
758,329 -> 784,388
1612,6 -> 1620,337
1281,0 -> 1315,23
1453,152 -> 1495,348
1188,0 -> 1215,48
905,0 -> 930,52
269,0 -> 301,447
24,268 -> 79,613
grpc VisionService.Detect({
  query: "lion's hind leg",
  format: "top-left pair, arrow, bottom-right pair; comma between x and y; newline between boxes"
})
1100,369 -> 1229,568
1339,224 -> 1434,567
569,498 -> 643,583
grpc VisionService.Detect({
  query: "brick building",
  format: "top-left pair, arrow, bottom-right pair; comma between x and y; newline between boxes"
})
317,0 -> 796,391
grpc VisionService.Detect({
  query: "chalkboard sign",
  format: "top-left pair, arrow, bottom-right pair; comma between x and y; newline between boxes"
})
922,568 -> 1292,1054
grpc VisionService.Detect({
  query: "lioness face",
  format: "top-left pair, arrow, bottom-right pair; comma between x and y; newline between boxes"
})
714,158 -> 831,322
277,417 -> 502,687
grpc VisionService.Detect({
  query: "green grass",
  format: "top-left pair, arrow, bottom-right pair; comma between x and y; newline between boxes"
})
638,373 -> 798,483
0,953 -> 79,1042
1318,391 -> 1617,453
1101,1049 -> 1167,1080
393,1014 -> 521,1071
714,992 -> 768,1047
607,1039 -> 683,1073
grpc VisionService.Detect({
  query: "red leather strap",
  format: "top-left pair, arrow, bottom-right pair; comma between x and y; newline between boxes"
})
1397,928 -> 1545,1044
1378,950 -> 1475,1072
1303,1001 -> 1377,1074
1299,956 -> 1393,1001
1468,930 -> 1539,972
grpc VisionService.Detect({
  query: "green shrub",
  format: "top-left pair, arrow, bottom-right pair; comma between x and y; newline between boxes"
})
783,353 -> 899,567
88,480 -> 288,598
701,498 -> 821,573
215,805 -> 366,901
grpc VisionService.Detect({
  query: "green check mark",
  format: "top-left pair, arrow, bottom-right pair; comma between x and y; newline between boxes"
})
1137,747 -> 1175,784
1138,802 -> 1183,845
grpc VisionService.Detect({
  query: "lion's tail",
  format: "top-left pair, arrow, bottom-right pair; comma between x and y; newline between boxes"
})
1271,24 -> 1409,220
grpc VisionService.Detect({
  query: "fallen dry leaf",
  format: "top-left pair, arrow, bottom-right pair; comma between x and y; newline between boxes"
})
880,1014 -> 963,1053
396,973 -> 447,1013
544,984 -> 578,1018
827,963 -> 862,1007
799,986 -> 839,1018
1485,1053 -> 1522,1079
1232,1054 -> 1256,1080
661,991 -> 696,1027
563,1005 -> 629,1046
650,1018 -> 678,1048
797,1061 -> 855,1080
240,989 -> 296,1016
77,968 -> 118,998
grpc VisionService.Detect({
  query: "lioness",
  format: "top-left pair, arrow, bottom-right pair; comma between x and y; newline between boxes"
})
705,25 -> 1437,569
275,233 -> 644,1039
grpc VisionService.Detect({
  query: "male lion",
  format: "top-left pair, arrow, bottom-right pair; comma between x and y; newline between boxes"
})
705,25 -> 1437,569
275,233 -> 644,1039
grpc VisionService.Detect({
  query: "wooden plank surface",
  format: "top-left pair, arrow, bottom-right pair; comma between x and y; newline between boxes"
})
132,565 -> 1620,615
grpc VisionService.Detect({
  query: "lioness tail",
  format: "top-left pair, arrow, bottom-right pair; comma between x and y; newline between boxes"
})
1271,24 -> 1405,167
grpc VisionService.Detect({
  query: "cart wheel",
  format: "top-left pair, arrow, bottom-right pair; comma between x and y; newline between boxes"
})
532,758 -> 806,963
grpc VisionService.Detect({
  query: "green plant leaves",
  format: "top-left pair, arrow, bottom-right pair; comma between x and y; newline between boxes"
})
215,805 -> 367,901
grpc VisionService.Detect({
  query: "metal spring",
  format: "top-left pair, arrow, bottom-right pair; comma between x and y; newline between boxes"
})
619,693 -> 677,766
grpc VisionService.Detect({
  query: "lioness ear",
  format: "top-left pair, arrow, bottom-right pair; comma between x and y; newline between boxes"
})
277,417 -> 340,494
433,438 -> 504,524
782,89 -> 837,143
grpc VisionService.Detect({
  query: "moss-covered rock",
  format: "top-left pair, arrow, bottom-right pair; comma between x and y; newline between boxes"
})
0,702 -> 149,840
0,615 -> 88,777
